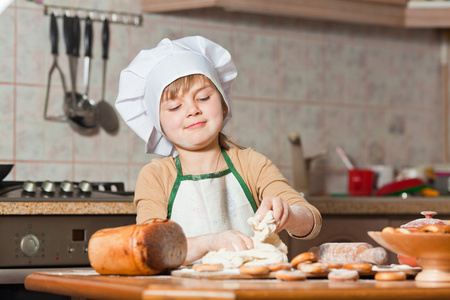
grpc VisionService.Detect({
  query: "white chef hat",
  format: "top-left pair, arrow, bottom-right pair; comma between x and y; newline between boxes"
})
115,36 -> 237,157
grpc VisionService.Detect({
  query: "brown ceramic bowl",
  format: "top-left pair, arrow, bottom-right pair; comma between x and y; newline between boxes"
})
368,231 -> 450,282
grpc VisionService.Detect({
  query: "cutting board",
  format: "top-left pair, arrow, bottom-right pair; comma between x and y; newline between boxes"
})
172,268 -> 367,280
171,265 -> 420,280
171,268 -> 277,280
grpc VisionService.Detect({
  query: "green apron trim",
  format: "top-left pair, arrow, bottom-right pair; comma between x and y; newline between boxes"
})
167,149 -> 258,219
167,157 -> 183,219
180,169 -> 232,181
222,149 -> 258,213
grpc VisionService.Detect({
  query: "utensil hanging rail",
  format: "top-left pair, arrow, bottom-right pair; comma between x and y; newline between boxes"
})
43,5 -> 143,26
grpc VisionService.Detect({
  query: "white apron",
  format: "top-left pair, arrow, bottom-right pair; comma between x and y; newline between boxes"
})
168,149 -> 257,238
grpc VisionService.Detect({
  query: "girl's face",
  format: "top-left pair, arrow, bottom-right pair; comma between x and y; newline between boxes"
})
159,76 -> 227,152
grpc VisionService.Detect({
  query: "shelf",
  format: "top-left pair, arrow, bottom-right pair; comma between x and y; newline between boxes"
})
141,0 -> 450,28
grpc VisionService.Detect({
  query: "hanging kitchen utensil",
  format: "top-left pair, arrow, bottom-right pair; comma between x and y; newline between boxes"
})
78,16 -> 97,129
63,15 -> 78,116
63,15 -> 97,134
44,12 -> 67,121
95,18 -> 119,134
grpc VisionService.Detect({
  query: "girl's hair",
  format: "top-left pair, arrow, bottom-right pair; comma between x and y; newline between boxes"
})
161,74 -> 244,150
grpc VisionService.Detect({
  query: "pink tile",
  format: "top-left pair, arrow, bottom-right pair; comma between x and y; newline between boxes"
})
232,99 -> 279,163
17,8 -> 48,86
43,122 -> 73,161
232,33 -> 279,99
0,7 -> 15,83
279,37 -> 325,101
16,121 -> 45,160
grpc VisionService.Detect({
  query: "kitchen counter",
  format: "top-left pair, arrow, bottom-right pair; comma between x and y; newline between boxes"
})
308,196 -> 450,215
0,199 -> 136,215
1,196 -> 448,216
25,269 -> 450,300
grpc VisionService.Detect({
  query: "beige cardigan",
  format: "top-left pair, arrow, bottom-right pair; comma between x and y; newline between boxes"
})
134,147 -> 322,239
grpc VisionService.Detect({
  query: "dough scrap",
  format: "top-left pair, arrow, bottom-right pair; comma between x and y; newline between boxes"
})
201,210 -> 288,268
249,210 -> 288,254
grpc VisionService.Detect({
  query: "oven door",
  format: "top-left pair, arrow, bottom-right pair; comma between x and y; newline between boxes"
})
0,214 -> 135,284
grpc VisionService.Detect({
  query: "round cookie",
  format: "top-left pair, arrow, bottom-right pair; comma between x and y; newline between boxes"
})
291,252 -> 318,267
239,265 -> 270,275
419,224 -> 443,233
193,264 -> 224,272
268,263 -> 292,272
323,262 -> 342,269
298,262 -> 329,274
328,269 -> 359,281
342,263 -> 372,272
381,227 -> 395,233
375,271 -> 407,281
276,270 -> 307,281
395,228 -> 411,234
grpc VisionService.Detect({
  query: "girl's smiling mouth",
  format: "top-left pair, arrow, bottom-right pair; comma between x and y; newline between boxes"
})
186,121 -> 206,129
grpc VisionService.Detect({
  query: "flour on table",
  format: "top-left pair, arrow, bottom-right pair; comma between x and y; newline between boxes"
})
201,210 -> 288,268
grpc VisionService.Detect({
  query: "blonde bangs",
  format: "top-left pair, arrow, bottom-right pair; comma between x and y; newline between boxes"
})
161,74 -> 214,101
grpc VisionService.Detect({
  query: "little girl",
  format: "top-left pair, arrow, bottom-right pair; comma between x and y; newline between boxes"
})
116,36 -> 322,265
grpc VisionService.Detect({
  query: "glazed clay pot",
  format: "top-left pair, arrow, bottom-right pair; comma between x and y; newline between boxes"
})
397,211 -> 448,267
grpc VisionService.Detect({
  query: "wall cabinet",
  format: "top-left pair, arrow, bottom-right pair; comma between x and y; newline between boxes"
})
141,0 -> 450,28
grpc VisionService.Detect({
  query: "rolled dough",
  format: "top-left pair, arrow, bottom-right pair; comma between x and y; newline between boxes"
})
201,210 -> 288,268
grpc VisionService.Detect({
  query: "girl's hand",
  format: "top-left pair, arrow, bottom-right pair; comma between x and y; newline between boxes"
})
256,196 -> 292,233
184,231 -> 253,265
209,230 -> 254,251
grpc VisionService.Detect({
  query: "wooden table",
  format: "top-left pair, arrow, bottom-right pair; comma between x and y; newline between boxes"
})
24,269 -> 450,300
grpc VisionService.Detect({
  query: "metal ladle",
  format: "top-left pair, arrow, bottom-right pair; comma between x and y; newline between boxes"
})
95,18 -> 119,134
63,15 -> 97,134
78,16 -> 97,130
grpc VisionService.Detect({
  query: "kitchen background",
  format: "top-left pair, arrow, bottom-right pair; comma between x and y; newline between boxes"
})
0,0 -> 444,194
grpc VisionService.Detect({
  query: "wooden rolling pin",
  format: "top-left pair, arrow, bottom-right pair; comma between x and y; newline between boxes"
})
309,242 -> 387,265
88,220 -> 187,275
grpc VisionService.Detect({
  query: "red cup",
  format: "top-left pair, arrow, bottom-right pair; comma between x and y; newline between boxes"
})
398,254 -> 420,267
348,169 -> 375,196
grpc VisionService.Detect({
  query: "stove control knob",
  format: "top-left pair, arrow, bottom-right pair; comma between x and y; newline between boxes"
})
60,180 -> 73,194
22,180 -> 36,193
79,180 -> 92,193
20,234 -> 40,257
42,180 -> 56,193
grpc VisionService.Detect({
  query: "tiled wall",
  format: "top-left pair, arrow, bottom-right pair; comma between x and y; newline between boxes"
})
0,0 -> 445,194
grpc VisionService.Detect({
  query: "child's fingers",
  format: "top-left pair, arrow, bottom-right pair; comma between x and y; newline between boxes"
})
256,206 -> 270,221
243,233 -> 254,249
256,197 -> 277,221
272,199 -> 284,222
229,233 -> 253,251
275,204 -> 290,233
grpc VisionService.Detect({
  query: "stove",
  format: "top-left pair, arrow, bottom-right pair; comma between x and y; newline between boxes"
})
0,180 -> 133,201
0,180 -> 136,283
